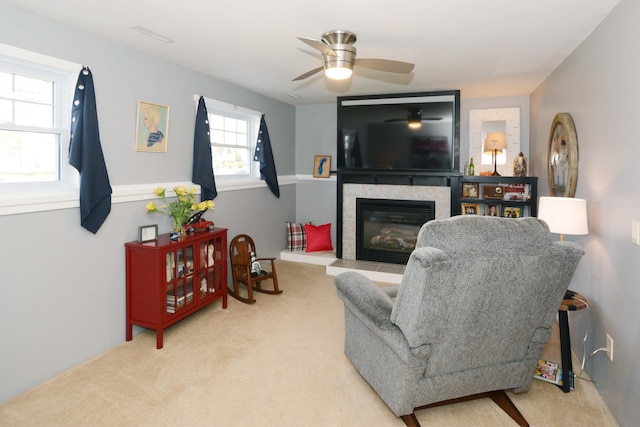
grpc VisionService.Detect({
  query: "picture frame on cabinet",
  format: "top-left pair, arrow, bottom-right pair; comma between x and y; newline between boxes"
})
462,182 -> 479,198
503,207 -> 521,218
138,224 -> 158,243
135,101 -> 169,152
485,204 -> 500,217
461,203 -> 480,215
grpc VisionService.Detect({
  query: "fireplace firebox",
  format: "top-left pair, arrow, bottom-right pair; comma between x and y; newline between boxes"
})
356,198 -> 435,265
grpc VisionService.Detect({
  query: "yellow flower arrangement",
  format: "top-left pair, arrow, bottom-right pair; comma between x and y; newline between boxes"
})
146,186 -> 214,234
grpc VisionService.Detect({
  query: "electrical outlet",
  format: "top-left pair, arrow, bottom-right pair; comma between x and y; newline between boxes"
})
606,334 -> 614,361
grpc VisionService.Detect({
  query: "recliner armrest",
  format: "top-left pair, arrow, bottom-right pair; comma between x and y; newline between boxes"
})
335,272 -> 430,364
335,271 -> 395,328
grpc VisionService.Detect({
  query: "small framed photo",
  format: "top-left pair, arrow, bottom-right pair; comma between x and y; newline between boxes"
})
135,101 -> 169,152
503,207 -> 521,218
485,204 -> 500,217
461,203 -> 480,215
313,155 -> 331,178
138,224 -> 158,243
462,182 -> 479,198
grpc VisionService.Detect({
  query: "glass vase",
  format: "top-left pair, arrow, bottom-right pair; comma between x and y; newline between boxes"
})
170,217 -> 186,241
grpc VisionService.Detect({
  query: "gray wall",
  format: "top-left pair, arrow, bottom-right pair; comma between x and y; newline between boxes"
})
530,1 -> 637,424
294,104 -> 338,243
0,4 -> 295,403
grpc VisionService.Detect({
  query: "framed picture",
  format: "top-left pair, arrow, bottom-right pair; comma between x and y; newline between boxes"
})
485,204 -> 500,217
135,101 -> 169,152
462,182 -> 479,198
461,203 -> 480,215
138,224 -> 158,243
313,155 -> 331,178
503,207 -> 521,218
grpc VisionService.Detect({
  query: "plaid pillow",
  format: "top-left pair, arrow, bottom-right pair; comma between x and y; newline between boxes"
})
286,221 -> 313,251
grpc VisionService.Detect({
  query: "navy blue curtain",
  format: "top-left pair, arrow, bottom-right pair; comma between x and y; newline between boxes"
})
254,114 -> 279,198
192,96 -> 217,200
68,67 -> 112,233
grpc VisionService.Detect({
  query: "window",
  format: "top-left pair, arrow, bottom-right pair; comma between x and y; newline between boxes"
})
0,61 -> 71,184
204,97 -> 260,177
0,57 -> 72,188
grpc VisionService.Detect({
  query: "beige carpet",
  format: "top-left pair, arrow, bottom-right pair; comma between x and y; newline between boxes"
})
0,261 -> 617,426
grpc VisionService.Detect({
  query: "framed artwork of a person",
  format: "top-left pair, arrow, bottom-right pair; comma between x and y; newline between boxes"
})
136,101 -> 170,152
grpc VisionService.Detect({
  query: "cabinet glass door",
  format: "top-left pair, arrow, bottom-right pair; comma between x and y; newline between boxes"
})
199,237 -> 223,298
165,246 -> 195,315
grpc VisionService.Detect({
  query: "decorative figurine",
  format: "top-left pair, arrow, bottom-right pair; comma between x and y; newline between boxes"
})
207,243 -> 215,266
250,251 -> 265,277
514,152 -> 527,177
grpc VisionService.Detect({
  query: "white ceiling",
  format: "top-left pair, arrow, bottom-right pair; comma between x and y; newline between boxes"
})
2,0 -> 620,106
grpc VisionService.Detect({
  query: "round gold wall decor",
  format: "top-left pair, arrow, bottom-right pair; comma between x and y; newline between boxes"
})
547,113 -> 578,197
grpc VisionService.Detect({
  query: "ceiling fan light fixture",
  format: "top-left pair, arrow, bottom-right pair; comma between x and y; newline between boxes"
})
322,43 -> 356,80
325,66 -> 353,80
293,30 -> 415,82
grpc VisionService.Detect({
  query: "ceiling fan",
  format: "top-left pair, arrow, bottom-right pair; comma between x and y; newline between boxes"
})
292,30 -> 415,81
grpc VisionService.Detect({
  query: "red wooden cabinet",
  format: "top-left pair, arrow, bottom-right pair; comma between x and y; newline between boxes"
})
125,228 -> 228,349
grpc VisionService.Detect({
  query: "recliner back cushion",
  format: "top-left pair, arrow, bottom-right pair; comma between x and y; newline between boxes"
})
391,216 -> 584,375
416,216 -> 552,253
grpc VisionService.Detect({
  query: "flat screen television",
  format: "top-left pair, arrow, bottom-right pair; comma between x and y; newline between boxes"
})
337,90 -> 460,172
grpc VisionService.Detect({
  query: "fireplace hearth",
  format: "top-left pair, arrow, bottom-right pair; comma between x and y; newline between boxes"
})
337,169 -> 457,263
356,198 -> 435,264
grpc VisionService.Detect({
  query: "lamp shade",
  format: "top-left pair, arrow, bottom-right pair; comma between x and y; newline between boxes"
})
484,133 -> 507,153
538,196 -> 588,236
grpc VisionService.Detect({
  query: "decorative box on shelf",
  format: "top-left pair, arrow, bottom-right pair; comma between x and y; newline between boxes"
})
481,185 -> 503,199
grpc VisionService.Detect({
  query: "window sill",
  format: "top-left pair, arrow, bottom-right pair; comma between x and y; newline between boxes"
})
0,175 -> 297,217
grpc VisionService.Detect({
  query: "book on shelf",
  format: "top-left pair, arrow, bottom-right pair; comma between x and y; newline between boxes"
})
166,294 -> 193,313
166,293 -> 193,305
166,283 -> 194,312
533,359 -> 573,389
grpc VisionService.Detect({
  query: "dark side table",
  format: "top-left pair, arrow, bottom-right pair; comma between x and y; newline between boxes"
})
557,292 -> 587,392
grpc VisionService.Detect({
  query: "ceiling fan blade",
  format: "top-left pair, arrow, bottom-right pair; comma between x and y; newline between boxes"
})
355,58 -> 415,74
292,66 -> 324,81
296,37 -> 338,57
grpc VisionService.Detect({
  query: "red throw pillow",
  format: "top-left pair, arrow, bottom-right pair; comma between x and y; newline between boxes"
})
305,223 -> 333,252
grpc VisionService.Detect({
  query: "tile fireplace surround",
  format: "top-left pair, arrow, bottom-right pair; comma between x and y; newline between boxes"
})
341,183 -> 451,261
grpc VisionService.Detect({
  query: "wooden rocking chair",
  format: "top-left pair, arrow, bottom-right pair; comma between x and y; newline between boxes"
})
228,234 -> 282,304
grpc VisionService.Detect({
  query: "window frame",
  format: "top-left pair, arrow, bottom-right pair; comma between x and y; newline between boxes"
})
202,96 -> 261,181
0,44 -> 78,201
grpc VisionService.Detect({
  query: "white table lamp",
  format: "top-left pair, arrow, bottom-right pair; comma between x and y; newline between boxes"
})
538,196 -> 588,241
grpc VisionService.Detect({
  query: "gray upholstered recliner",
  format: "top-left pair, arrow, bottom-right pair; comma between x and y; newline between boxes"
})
335,216 -> 584,426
